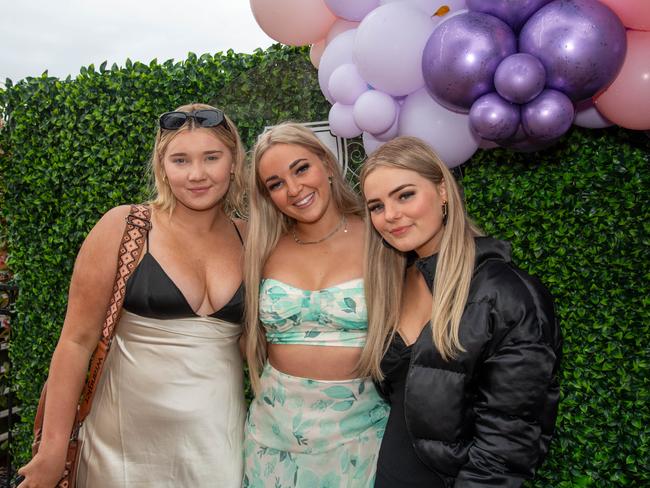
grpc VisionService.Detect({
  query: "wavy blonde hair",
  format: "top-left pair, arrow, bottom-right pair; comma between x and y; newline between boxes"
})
244,122 -> 363,393
148,102 -> 246,217
358,136 -> 482,380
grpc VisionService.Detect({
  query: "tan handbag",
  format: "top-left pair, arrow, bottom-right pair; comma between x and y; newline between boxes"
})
31,204 -> 151,488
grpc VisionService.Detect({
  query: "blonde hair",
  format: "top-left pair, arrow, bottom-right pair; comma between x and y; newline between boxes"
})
244,122 -> 363,393
358,136 -> 482,380
148,102 -> 246,217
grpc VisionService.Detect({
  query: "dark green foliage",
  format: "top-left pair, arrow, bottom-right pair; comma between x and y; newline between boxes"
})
0,45 -> 648,485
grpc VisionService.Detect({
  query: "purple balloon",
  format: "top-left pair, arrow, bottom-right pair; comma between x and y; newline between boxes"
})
422,12 -> 516,113
573,99 -> 613,129
325,0 -> 380,21
469,92 -> 520,141
522,89 -> 574,141
519,0 -> 627,102
494,53 -> 546,104
497,125 -> 559,152
467,0 -> 552,32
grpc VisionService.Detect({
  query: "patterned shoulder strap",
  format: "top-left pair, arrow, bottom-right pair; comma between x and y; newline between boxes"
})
77,204 -> 151,422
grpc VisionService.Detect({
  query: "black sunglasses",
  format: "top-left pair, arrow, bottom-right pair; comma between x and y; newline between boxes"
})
159,109 -> 226,130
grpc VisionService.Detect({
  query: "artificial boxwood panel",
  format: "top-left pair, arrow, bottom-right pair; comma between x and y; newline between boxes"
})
1,46 -> 648,486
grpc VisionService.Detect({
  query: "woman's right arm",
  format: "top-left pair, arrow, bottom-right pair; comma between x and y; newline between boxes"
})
17,205 -> 131,488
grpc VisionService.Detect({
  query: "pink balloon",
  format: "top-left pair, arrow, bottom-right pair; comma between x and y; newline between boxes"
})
594,30 -> 650,130
399,88 -> 480,167
325,0 -> 379,21
328,63 -> 369,105
353,90 -> 398,134
318,29 -> 357,102
329,103 -> 363,138
250,0 -> 336,46
326,18 -> 360,43
310,40 -> 326,68
598,0 -> 650,31
354,3 -> 438,96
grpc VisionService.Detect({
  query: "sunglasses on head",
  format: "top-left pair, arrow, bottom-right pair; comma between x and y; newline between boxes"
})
159,109 -> 226,130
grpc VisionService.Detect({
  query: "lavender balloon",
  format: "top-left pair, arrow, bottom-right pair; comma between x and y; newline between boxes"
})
573,99 -> 613,129
467,0 -> 552,32
469,92 -> 520,141
494,53 -> 546,104
325,0 -> 380,21
519,0 -> 627,102
422,12 -> 516,113
522,89 -> 574,141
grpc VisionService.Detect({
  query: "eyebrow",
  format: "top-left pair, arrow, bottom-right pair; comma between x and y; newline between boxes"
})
168,149 -> 223,157
366,184 -> 416,205
264,158 -> 307,184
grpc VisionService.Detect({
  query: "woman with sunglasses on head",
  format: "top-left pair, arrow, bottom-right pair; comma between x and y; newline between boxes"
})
242,123 -> 389,487
359,137 -> 561,487
18,103 -> 247,487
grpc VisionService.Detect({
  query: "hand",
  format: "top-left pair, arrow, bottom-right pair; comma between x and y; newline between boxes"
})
16,451 -> 66,488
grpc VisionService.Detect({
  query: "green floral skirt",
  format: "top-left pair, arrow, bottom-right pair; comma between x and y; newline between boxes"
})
243,362 -> 389,488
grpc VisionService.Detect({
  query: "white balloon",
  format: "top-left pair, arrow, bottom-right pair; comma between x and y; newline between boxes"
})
354,3 -> 438,96
399,88 -> 480,167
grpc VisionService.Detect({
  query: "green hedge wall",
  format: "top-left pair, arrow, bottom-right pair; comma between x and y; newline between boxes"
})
1,45 -> 648,486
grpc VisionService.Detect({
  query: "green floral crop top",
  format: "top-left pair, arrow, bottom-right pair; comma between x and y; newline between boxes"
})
258,278 -> 368,347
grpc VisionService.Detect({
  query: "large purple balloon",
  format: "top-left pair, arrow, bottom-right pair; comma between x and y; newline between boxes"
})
519,0 -> 627,102
497,125 -> 559,152
494,53 -> 546,104
467,0 -> 552,32
469,92 -> 520,141
521,89 -> 574,141
422,12 -> 516,113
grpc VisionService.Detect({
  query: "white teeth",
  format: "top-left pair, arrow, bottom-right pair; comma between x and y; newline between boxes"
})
294,193 -> 314,207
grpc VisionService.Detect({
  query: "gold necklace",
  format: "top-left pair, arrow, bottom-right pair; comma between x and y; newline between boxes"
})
292,215 -> 347,245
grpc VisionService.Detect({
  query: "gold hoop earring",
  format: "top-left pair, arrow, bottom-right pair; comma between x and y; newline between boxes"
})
162,173 -> 167,183
442,201 -> 448,226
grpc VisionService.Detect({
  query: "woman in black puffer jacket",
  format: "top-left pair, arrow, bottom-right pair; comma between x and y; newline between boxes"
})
359,136 -> 561,488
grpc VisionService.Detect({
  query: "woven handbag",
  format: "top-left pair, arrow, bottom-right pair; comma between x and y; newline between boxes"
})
31,204 -> 151,488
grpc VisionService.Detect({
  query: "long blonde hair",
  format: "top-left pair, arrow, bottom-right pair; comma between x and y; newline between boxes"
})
358,136 -> 482,380
148,102 -> 246,217
244,122 -> 363,393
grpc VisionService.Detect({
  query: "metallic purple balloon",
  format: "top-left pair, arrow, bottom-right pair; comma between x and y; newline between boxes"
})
494,53 -> 546,104
422,12 -> 516,113
519,0 -> 627,102
469,92 -> 520,141
497,125 -> 559,152
467,0 -> 552,32
522,89 -> 574,141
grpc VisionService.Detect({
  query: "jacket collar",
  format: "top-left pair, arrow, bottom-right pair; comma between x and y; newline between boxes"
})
414,236 -> 512,291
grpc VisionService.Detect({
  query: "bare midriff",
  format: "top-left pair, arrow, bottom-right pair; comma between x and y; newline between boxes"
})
268,344 -> 363,380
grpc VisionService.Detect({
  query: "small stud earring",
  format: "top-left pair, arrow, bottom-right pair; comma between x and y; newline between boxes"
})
328,176 -> 333,185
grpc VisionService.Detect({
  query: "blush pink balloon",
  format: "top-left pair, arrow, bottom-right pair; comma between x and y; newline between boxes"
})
594,30 -> 650,130
250,0 -> 336,46
598,0 -> 650,31
310,40 -> 326,68
326,18 -> 360,44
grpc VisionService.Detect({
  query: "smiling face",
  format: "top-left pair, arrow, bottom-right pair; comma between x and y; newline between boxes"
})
162,128 -> 234,212
257,143 -> 335,224
364,166 -> 448,257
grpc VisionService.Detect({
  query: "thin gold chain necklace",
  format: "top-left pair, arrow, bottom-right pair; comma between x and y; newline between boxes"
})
292,215 -> 347,245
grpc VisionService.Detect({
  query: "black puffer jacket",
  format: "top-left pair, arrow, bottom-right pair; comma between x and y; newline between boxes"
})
377,237 -> 562,487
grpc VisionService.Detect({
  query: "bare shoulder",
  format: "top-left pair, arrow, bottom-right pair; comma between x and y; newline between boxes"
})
77,205 -> 133,267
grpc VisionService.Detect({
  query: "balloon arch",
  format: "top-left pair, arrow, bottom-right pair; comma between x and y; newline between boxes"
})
250,0 -> 650,167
